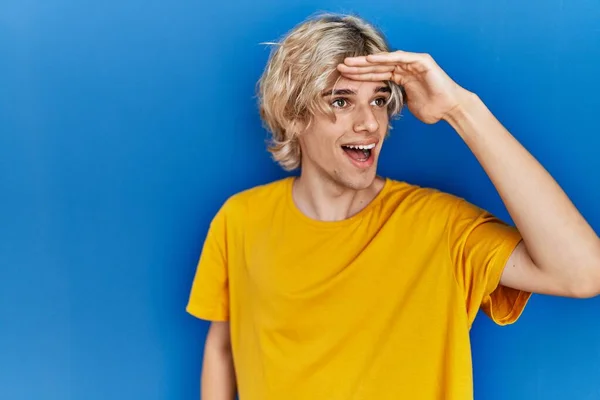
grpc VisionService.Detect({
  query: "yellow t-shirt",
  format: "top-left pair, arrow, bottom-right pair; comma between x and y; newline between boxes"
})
187,177 -> 531,400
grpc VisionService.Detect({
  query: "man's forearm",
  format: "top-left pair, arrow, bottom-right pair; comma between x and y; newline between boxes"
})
443,89 -> 600,294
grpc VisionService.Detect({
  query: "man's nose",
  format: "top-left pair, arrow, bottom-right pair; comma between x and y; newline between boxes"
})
353,106 -> 379,133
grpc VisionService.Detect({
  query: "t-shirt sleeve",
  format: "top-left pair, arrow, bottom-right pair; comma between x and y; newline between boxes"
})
446,196 -> 532,327
186,202 -> 230,321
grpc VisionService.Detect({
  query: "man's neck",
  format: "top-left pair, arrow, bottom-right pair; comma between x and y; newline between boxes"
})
291,172 -> 385,222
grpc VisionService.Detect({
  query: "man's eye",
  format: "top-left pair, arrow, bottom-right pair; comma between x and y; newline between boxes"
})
373,97 -> 388,107
332,98 -> 348,108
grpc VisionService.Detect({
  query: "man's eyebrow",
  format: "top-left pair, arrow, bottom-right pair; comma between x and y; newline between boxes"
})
322,89 -> 356,97
321,86 -> 391,97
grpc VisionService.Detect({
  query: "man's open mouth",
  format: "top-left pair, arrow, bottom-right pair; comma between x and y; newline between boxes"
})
341,143 -> 375,162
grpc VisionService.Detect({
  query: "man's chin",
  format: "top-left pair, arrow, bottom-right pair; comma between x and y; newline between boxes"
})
338,168 -> 379,191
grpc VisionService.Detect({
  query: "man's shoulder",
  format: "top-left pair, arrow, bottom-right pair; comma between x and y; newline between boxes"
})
384,178 -> 462,210
384,178 -> 495,225
219,177 -> 292,217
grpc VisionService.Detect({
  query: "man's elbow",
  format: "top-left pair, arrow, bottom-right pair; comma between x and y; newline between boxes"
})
571,284 -> 600,299
570,265 -> 600,299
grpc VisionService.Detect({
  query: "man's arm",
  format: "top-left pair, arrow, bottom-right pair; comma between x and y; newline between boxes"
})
201,321 -> 237,400
338,50 -> 600,298
444,90 -> 600,298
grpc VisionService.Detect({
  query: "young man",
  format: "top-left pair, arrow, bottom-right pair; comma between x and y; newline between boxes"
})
187,13 -> 600,400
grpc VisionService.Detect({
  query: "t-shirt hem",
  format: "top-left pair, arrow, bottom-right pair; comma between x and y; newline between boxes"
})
489,289 -> 531,326
486,235 -> 532,326
186,302 -> 229,322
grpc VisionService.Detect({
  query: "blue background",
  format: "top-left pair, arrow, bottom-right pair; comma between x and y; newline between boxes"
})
1,0 -> 599,399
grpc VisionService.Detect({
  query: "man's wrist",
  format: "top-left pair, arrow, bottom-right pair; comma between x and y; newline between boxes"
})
442,89 -> 487,141
443,89 -> 477,124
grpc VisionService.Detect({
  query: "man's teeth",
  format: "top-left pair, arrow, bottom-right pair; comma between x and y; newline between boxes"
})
344,143 -> 376,150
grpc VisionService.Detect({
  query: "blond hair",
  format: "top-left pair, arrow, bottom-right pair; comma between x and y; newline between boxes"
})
257,13 -> 404,171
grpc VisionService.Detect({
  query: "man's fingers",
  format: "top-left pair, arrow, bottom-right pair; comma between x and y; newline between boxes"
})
342,72 -> 395,82
339,50 -> 428,84
342,51 -> 431,74
337,64 -> 395,74
366,50 -> 428,64
342,55 -> 375,67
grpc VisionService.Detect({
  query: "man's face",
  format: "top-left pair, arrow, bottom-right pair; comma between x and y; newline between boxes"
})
297,78 -> 391,190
